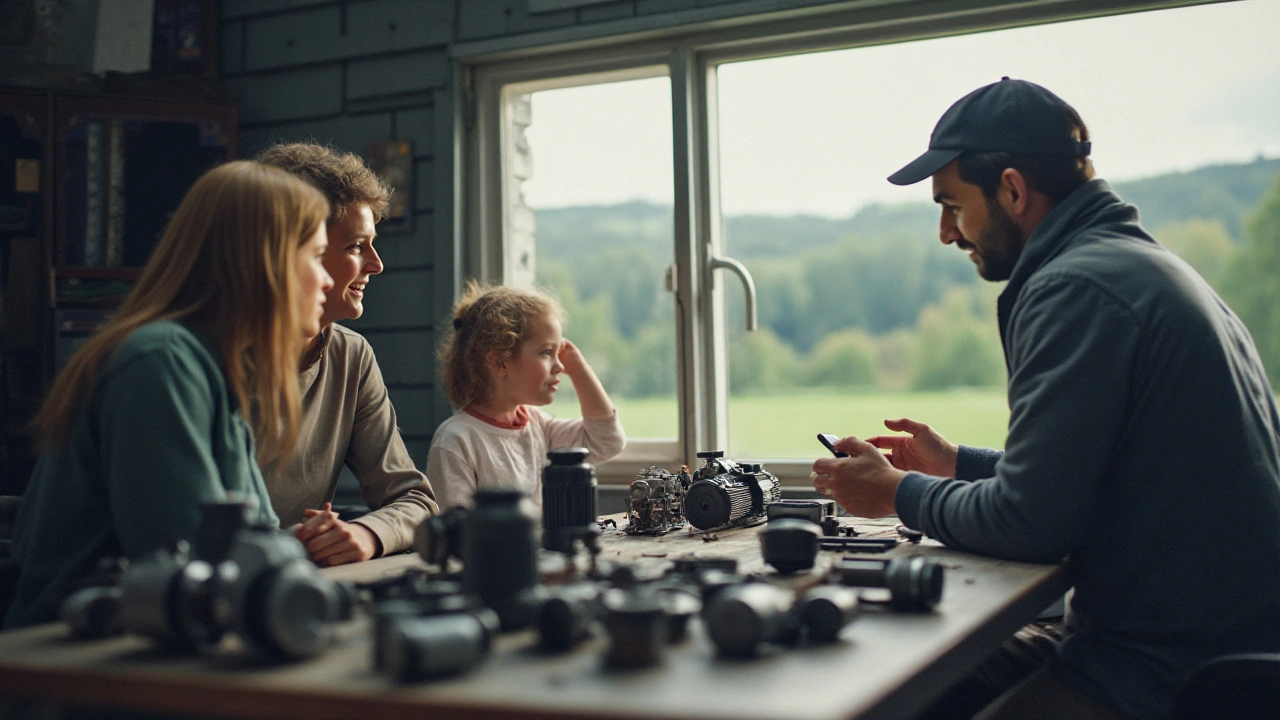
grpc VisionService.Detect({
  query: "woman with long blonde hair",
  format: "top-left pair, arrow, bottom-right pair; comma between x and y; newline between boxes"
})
4,161 -> 333,627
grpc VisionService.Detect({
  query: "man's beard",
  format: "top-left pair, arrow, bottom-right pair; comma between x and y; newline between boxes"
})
966,198 -> 1024,282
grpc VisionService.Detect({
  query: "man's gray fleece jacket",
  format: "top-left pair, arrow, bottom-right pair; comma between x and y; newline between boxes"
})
896,179 -> 1280,719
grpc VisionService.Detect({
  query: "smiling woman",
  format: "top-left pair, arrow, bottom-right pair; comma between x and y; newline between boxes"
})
320,204 -> 382,325
254,142 -> 436,567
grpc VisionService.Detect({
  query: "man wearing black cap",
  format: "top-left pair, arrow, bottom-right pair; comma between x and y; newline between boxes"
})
812,78 -> 1280,719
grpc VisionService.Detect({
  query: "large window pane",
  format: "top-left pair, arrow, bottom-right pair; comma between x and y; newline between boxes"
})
716,0 -> 1280,458
519,78 -> 678,441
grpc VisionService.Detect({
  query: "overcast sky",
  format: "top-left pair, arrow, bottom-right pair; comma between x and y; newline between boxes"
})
522,0 -> 1280,218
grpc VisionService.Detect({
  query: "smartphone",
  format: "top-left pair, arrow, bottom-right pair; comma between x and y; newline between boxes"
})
817,433 -> 849,458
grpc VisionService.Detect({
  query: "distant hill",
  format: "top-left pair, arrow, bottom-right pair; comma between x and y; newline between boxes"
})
1111,157 -> 1280,239
534,156 -> 1280,262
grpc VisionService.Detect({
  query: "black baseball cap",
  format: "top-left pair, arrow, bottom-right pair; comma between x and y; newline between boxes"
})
887,77 -> 1091,186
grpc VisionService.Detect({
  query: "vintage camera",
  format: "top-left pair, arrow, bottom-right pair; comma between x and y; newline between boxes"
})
414,489 -> 540,631
118,501 -> 351,658
684,451 -> 781,532
625,465 -> 692,536
367,577 -> 501,682
224,522 -> 352,658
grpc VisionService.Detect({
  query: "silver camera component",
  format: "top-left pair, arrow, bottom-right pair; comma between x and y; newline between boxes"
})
684,451 -> 782,532
119,542 -> 237,653
625,465 -> 692,536
114,501 -> 349,659
226,526 -> 348,659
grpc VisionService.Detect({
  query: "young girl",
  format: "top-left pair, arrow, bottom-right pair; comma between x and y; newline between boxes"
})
427,283 -> 625,511
5,161 -> 332,628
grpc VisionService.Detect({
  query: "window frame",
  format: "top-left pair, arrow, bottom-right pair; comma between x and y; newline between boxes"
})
458,0 -> 1206,483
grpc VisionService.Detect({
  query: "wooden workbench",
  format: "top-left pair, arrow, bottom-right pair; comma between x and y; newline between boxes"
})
0,516 -> 1068,720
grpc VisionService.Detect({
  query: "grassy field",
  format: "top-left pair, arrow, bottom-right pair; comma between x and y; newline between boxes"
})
550,387 -> 1010,458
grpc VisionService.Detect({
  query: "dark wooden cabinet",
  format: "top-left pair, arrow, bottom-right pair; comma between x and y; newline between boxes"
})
0,88 -> 235,494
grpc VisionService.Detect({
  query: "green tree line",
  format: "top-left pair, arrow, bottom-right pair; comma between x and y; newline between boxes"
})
536,158 -> 1280,396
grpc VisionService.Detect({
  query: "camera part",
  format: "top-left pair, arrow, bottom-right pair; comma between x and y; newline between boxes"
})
670,556 -> 737,575
383,609 -> 500,682
684,451 -> 782,532
107,502 -> 350,659
657,587 -> 701,643
795,585 -> 861,642
462,489 -> 540,631
602,588 -> 667,669
414,506 -> 468,567
834,556 -> 945,612
374,600 -> 430,671
542,447 -> 598,553
371,582 -> 489,672
703,582 -> 798,657
690,568 -> 748,605
818,536 -> 898,553
538,582 -> 604,652
361,571 -> 470,609
119,542 -> 235,653
759,518 -> 822,574
896,525 -> 924,543
625,465 -> 692,536
766,499 -> 837,528
61,586 -> 124,639
821,516 -> 841,536
60,557 -> 130,639
416,491 -> 541,630
224,523 -> 349,659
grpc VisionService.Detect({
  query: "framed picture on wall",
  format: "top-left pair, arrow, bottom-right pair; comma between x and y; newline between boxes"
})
366,140 -> 413,234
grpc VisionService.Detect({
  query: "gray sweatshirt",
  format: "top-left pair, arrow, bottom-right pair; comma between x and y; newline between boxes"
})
897,180 -> 1280,719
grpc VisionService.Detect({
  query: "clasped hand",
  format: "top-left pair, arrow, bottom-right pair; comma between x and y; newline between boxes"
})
294,502 -> 380,566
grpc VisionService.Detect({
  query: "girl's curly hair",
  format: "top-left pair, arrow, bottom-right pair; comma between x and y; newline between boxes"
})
439,281 -> 565,409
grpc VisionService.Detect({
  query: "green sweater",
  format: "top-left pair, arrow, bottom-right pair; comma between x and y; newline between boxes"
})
4,321 -> 278,628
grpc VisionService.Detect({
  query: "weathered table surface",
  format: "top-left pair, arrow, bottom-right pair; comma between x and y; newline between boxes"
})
0,515 -> 1068,720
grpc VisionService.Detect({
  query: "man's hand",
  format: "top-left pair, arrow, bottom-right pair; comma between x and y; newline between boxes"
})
295,503 -> 380,566
811,436 -> 906,518
865,418 -> 959,477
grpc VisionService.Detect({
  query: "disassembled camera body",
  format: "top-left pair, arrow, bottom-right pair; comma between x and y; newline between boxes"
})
624,465 -> 692,536
684,451 -> 782,532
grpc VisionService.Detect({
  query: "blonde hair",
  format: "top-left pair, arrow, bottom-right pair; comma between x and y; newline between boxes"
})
439,281 -> 565,409
32,161 -> 330,466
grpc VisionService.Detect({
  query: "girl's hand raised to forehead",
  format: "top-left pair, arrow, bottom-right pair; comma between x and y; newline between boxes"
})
559,337 -> 616,419
558,339 -> 590,378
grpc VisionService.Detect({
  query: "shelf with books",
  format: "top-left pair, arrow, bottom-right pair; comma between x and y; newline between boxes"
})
1,87 -> 235,495
54,95 -> 235,270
